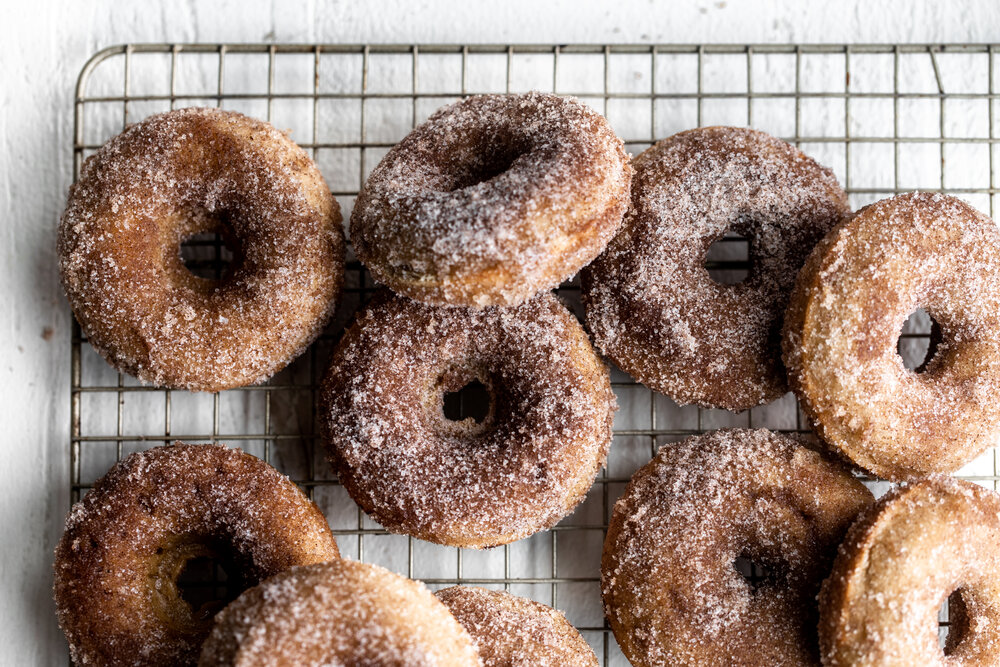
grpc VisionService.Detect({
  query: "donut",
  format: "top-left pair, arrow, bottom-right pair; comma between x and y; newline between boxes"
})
350,92 -> 632,307
53,443 -> 339,666
59,107 -> 344,391
783,192 -> 1000,480
198,560 -> 480,666
582,126 -> 849,410
602,429 -> 873,666
819,476 -> 1000,666
320,289 -> 615,548
436,586 -> 598,666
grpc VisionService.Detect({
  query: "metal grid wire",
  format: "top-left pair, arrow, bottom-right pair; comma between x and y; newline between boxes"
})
70,43 -> 1000,664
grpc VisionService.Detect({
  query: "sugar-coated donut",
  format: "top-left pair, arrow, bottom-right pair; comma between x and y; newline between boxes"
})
351,92 -> 632,307
53,443 -> 339,667
583,127 -> 849,410
59,107 -> 344,391
602,429 -> 873,666
783,192 -> 1000,480
198,560 -> 480,666
436,586 -> 598,666
320,289 -> 615,548
819,477 -> 1000,666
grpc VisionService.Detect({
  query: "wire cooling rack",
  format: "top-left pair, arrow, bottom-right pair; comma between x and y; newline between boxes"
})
70,43 -> 1000,664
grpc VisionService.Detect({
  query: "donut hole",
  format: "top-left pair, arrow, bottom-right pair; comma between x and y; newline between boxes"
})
180,231 -> 239,281
443,379 -> 491,423
940,589 -> 969,655
447,142 -> 529,192
705,232 -> 752,285
434,366 -> 497,437
175,549 -> 245,623
897,308 -> 941,374
733,554 -> 771,592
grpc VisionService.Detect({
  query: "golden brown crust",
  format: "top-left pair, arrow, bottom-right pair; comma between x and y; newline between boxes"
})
602,429 -> 873,666
818,477 -> 1000,666
783,192 -> 1000,480
319,290 -> 615,548
199,560 -> 481,666
436,586 -> 598,666
582,126 -> 849,410
59,107 -> 344,391
53,443 -> 339,667
351,92 -> 632,307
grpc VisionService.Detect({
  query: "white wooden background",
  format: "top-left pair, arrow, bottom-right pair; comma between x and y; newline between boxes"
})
3,1 -> 1000,663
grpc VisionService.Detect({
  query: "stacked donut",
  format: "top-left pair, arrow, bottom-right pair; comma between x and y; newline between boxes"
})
322,92 -> 630,550
54,93 -> 1000,666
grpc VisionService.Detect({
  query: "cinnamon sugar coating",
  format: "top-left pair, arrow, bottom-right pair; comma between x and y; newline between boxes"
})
351,92 -> 632,307
59,107 -> 344,391
582,127 -> 849,410
819,477 -> 1000,666
53,443 -> 339,667
783,192 -> 1000,480
199,560 -> 481,666
436,586 -> 598,666
602,429 -> 873,666
319,290 -> 615,548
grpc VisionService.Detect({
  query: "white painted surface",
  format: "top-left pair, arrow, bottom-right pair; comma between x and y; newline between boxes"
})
3,1 -> 999,663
